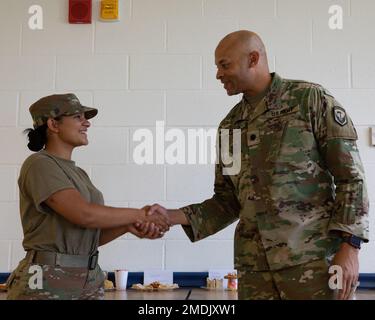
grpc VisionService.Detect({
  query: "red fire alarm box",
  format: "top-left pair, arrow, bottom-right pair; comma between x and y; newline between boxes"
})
69,0 -> 92,24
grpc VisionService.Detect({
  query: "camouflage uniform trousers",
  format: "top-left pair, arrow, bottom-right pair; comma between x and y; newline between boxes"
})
237,258 -> 352,300
6,258 -> 105,300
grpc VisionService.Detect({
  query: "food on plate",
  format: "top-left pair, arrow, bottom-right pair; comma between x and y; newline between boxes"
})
131,282 -> 179,291
150,281 -> 161,289
132,283 -> 146,290
104,279 -> 114,290
158,283 -> 179,290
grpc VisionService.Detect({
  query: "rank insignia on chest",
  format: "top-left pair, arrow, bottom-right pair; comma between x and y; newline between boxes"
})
247,130 -> 260,147
333,106 -> 347,126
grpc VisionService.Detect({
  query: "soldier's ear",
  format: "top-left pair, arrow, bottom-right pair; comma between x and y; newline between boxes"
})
248,51 -> 259,68
46,118 -> 60,133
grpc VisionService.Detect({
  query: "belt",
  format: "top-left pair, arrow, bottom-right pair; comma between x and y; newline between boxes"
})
26,250 -> 99,270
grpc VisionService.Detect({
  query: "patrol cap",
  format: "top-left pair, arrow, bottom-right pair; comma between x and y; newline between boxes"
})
29,93 -> 98,129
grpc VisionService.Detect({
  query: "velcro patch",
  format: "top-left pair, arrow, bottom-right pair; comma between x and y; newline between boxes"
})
333,106 -> 347,126
247,130 -> 260,147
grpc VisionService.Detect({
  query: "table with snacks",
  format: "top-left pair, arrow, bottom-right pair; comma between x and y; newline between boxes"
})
104,288 -> 238,300
102,280 -> 238,300
0,283 -> 238,300
1,283 -> 372,300
0,277 -> 238,300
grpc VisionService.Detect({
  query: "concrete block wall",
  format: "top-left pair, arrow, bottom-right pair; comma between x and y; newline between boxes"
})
0,0 -> 374,273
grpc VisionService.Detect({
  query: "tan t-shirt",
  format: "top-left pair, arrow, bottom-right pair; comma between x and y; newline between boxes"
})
18,150 -> 104,255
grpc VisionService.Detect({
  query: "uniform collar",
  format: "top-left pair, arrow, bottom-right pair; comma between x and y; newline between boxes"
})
233,73 -> 284,123
264,72 -> 284,110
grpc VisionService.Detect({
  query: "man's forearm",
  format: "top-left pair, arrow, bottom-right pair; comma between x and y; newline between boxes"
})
168,209 -> 190,226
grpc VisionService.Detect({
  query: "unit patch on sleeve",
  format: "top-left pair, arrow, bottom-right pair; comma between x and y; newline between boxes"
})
333,106 -> 347,126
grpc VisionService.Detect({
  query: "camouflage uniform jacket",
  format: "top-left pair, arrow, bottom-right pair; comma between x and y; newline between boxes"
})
181,73 -> 369,271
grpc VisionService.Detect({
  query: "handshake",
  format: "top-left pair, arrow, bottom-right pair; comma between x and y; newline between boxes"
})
129,204 -> 175,239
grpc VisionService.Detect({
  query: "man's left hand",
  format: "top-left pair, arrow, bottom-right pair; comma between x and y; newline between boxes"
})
331,242 -> 360,300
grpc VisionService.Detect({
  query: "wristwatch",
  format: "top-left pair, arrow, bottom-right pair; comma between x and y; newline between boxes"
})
341,233 -> 363,249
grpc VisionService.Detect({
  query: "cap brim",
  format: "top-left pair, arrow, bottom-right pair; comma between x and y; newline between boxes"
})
82,106 -> 98,120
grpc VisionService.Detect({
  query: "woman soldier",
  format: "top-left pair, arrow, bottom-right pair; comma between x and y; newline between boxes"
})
7,94 -> 169,300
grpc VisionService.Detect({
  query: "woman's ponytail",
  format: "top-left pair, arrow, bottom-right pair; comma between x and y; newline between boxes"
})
23,124 -> 47,152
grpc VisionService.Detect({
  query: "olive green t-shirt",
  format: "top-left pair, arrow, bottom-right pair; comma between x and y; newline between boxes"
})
243,76 -> 272,109
18,150 -> 104,255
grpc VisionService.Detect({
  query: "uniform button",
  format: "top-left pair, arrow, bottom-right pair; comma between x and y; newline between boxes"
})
250,134 -> 257,141
250,175 -> 259,183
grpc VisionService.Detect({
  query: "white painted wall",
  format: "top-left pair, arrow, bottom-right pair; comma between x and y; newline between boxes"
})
0,0 -> 374,273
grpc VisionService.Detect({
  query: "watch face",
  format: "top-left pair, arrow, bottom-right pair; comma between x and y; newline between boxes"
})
349,236 -> 362,249
352,238 -> 361,245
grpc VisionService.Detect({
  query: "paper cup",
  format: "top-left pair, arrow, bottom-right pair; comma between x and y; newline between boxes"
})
115,270 -> 128,291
